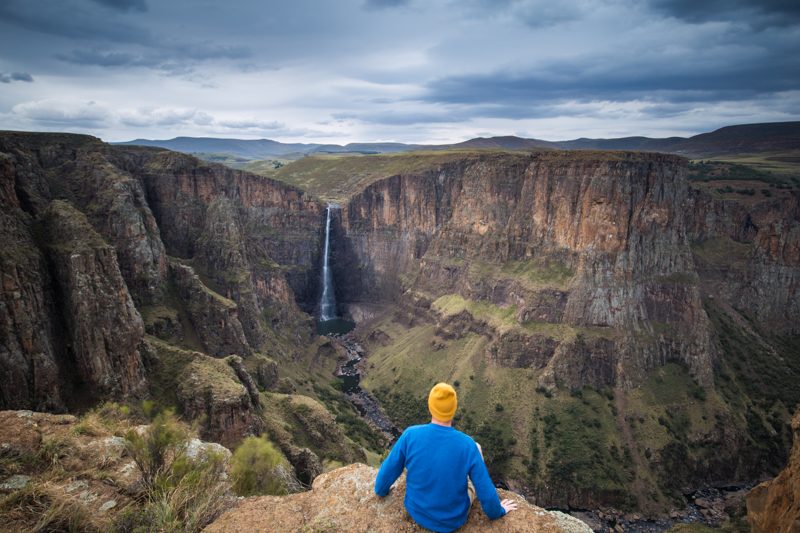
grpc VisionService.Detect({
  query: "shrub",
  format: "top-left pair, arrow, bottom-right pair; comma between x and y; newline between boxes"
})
115,449 -> 231,533
119,408 -> 232,532
230,436 -> 300,496
124,410 -> 188,491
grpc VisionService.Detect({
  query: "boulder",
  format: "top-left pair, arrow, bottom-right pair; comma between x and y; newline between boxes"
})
205,463 -> 591,532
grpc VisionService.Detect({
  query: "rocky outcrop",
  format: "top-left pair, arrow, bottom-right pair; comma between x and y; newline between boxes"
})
43,200 -> 146,398
227,355 -> 261,407
138,150 -> 322,327
249,354 -> 279,390
747,408 -> 800,533
176,354 -> 261,448
0,409 -> 234,532
0,132 -> 323,410
1,134 -> 168,305
339,152 -> 715,388
169,259 -> 252,357
205,463 -> 592,532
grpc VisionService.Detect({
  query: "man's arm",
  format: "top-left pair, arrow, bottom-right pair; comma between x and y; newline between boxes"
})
468,445 -> 506,519
374,433 -> 406,497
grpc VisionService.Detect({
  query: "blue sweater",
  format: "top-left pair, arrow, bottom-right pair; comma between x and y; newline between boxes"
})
374,423 -> 506,532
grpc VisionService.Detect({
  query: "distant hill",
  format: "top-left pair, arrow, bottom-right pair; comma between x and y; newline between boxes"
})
668,121 -> 800,156
115,121 -> 800,160
439,135 -> 558,151
115,137 -> 323,159
560,122 -> 800,156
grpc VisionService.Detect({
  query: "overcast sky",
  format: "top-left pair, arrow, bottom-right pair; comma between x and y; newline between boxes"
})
1,0 -> 798,143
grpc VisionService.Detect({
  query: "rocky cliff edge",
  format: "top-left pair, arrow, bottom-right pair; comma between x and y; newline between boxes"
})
747,408 -> 800,533
205,463 -> 591,533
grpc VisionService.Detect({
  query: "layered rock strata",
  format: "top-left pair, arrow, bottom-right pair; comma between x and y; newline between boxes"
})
337,152 -> 717,388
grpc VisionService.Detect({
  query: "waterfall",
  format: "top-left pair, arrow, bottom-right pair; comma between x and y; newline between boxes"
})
320,204 -> 336,321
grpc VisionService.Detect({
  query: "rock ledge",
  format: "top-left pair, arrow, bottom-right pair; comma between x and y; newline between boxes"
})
205,463 -> 591,532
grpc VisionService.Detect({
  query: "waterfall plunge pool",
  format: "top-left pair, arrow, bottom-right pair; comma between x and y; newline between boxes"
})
317,317 -> 355,336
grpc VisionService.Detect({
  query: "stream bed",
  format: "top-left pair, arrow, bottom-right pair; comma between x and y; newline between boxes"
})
330,332 -> 400,442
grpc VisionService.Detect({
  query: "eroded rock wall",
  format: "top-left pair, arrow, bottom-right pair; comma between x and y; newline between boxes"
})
339,152 -> 718,387
688,188 -> 800,334
0,132 -> 322,419
43,200 -> 146,398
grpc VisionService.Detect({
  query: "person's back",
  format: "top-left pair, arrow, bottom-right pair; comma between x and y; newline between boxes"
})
374,383 -> 517,532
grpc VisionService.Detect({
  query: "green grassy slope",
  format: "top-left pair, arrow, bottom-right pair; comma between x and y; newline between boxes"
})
357,295 -> 800,512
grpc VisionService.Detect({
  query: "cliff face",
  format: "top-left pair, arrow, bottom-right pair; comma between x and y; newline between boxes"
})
1,136 -> 152,409
0,152 -> 64,410
337,150 -> 800,512
0,133 -> 323,448
43,200 -> 146,399
688,188 -> 800,333
339,152 -> 715,388
747,409 -> 800,533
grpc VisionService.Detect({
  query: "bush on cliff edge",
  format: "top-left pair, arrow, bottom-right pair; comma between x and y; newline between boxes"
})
231,435 -> 301,496
117,409 -> 232,533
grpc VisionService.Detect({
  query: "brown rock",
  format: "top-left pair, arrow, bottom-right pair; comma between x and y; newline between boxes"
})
176,354 -> 259,448
205,463 -> 590,533
252,355 -> 279,390
694,497 -> 712,509
169,259 -> 252,357
43,200 -> 146,398
747,408 -> 800,533
339,152 -> 718,388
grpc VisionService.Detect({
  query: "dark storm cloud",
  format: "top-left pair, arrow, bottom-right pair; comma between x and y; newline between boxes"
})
422,41 -> 800,119
90,0 -> 148,12
651,0 -> 800,27
0,0 -> 252,78
454,0 -> 583,28
0,72 -> 34,83
56,49 -> 152,67
0,0 -> 153,45
56,43 -> 250,70
363,0 -> 410,10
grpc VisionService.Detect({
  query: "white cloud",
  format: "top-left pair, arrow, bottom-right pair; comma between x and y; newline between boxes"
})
11,99 -> 113,128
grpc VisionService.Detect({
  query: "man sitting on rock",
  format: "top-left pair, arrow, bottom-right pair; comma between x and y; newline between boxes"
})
374,382 -> 517,532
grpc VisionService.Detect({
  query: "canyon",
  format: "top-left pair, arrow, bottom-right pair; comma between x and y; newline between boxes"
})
1,131 -> 799,528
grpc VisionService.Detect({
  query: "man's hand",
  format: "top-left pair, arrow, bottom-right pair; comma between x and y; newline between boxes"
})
501,499 -> 518,513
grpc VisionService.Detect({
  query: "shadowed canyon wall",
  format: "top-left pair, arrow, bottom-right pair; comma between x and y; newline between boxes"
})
0,132 -> 322,416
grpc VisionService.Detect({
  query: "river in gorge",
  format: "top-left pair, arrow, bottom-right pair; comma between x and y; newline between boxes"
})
332,333 -> 400,442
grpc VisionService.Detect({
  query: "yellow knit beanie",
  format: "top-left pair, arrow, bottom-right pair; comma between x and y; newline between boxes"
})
428,382 -> 458,422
